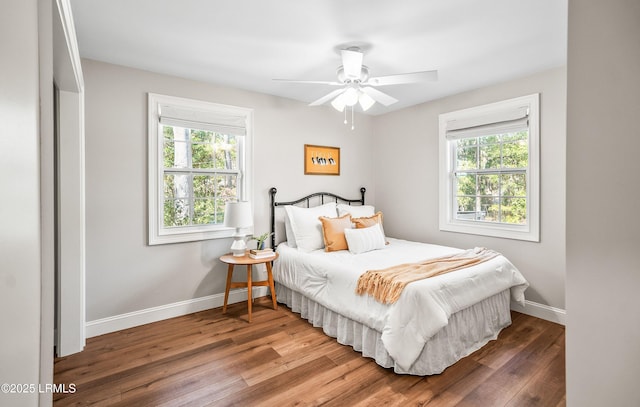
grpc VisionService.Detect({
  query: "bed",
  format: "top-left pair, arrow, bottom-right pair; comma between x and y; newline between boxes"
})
269,187 -> 528,375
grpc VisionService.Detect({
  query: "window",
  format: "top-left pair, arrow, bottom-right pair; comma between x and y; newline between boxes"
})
439,94 -> 539,241
148,93 -> 253,245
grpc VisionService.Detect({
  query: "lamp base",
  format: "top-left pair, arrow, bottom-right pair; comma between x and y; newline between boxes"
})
230,236 -> 247,257
231,248 -> 246,257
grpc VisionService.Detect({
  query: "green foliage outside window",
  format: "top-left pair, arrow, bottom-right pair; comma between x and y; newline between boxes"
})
454,131 -> 528,224
162,126 -> 239,228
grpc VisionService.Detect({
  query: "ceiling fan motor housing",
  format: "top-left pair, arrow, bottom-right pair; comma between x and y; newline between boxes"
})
337,65 -> 369,83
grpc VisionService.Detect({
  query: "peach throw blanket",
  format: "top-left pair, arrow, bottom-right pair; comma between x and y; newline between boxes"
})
356,247 -> 500,304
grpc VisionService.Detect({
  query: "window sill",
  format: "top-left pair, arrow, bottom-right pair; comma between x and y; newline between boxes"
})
439,220 -> 539,242
149,226 -> 251,245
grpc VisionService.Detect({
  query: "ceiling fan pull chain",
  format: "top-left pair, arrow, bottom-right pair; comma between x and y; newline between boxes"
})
343,107 -> 347,125
351,106 -> 355,130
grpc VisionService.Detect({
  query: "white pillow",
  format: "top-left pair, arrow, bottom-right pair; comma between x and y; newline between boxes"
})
344,224 -> 386,254
337,203 -> 375,218
283,211 -> 297,248
284,203 -> 337,252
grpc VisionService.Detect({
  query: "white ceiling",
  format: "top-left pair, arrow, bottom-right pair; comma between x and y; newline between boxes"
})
69,0 -> 567,115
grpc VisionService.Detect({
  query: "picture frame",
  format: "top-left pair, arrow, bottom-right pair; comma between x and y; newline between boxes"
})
304,144 -> 340,176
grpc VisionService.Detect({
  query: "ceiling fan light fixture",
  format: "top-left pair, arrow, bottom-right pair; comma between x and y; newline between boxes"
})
343,87 -> 359,106
358,91 -> 376,111
331,93 -> 346,112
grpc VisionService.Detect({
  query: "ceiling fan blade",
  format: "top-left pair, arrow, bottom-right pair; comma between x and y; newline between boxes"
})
341,48 -> 363,79
309,88 -> 346,106
360,87 -> 398,106
273,79 -> 342,86
367,70 -> 438,86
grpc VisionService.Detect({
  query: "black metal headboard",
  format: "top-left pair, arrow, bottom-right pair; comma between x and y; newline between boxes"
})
269,187 -> 366,249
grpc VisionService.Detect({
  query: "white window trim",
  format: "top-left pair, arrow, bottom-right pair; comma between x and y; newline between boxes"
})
438,93 -> 540,242
148,93 -> 253,245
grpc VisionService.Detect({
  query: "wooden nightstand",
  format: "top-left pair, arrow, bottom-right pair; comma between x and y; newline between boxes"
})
219,251 -> 278,322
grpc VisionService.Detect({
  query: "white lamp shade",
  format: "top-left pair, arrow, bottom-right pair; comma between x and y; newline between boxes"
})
343,87 -> 359,106
331,93 -> 346,112
224,201 -> 253,228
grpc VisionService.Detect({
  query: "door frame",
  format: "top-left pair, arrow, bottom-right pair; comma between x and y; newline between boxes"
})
52,0 -> 86,357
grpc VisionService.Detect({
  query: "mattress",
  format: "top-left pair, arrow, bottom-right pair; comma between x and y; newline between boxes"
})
273,238 -> 528,372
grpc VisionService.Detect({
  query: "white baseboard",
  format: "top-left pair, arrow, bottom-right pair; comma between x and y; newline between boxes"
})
85,287 -> 268,338
86,289 -> 564,338
511,299 -> 566,325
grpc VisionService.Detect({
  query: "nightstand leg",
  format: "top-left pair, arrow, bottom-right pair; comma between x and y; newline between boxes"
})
266,261 -> 278,310
223,264 -> 233,314
247,264 -> 252,322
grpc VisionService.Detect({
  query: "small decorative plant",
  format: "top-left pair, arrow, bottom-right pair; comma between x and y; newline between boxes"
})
250,232 -> 273,250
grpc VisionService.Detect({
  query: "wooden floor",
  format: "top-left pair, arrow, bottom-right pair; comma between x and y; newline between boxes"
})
54,297 -> 565,406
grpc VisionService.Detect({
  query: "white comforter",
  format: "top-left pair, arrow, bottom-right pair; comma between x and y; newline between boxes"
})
273,238 -> 528,370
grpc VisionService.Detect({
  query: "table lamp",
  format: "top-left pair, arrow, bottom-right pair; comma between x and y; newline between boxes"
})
224,201 -> 253,256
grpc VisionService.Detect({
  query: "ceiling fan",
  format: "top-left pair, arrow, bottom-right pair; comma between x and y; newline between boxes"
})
274,46 -> 438,127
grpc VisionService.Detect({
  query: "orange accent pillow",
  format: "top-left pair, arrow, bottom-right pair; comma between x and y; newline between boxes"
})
318,214 -> 352,252
353,211 -> 383,229
353,212 -> 388,244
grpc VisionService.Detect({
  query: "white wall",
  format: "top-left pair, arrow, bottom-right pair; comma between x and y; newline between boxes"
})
566,1 -> 640,405
0,1 -> 42,406
371,67 -> 567,316
82,59 -> 375,325
83,60 -> 567,331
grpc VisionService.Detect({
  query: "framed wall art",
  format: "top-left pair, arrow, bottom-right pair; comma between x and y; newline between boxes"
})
304,144 -> 340,175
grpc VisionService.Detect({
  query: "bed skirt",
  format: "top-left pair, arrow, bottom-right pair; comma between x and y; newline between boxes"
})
275,282 -> 512,375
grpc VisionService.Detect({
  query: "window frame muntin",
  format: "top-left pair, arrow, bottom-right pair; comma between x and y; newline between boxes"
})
148,93 -> 253,245
439,93 -> 540,242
